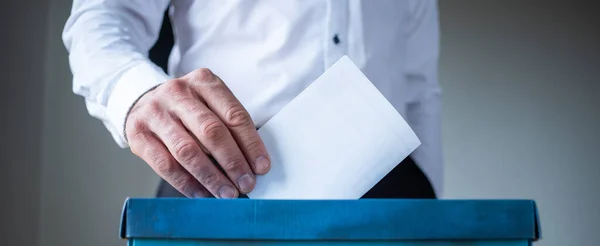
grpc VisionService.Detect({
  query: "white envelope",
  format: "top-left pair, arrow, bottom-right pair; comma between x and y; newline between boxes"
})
247,56 -> 421,200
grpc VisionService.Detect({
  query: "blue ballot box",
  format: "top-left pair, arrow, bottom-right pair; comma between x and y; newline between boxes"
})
119,198 -> 541,246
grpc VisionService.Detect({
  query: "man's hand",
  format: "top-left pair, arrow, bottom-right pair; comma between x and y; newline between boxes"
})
125,68 -> 271,198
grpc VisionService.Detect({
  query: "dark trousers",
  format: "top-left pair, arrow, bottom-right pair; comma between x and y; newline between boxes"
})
156,156 -> 437,199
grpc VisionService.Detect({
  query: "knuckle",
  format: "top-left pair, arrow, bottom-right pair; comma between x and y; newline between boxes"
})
198,169 -> 219,187
171,176 -> 190,191
200,120 -> 226,142
190,68 -> 214,82
127,133 -> 145,149
145,100 -> 163,115
139,101 -> 168,127
244,139 -> 264,154
163,79 -> 188,95
126,127 -> 150,156
126,120 -> 147,138
173,141 -> 199,162
155,156 -> 177,175
224,106 -> 251,127
223,158 -> 245,172
193,111 -> 214,127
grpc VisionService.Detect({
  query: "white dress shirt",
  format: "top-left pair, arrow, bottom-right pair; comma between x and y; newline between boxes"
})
63,0 -> 444,196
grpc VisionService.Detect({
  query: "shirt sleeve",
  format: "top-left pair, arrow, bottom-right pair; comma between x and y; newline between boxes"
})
404,0 -> 444,197
62,0 -> 172,148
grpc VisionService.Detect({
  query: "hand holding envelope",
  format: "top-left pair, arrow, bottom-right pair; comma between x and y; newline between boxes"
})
248,56 -> 421,199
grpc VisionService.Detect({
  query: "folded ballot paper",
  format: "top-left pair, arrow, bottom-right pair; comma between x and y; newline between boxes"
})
248,56 -> 421,200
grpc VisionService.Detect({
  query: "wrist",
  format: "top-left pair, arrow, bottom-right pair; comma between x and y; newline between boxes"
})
106,61 -> 172,147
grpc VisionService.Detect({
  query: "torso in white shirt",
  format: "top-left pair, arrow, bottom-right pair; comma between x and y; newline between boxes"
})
63,0 -> 444,196
169,1 -> 418,127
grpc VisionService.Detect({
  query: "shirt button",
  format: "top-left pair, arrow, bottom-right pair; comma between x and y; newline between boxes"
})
332,34 -> 340,45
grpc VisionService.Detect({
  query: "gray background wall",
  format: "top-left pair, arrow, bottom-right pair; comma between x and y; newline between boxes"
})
0,0 -> 47,245
439,2 -> 599,246
1,1 -> 598,246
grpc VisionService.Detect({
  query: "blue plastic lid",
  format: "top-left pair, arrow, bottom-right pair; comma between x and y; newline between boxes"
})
120,198 -> 540,241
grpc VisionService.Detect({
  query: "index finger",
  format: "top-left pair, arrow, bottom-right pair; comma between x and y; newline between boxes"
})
187,69 -> 271,175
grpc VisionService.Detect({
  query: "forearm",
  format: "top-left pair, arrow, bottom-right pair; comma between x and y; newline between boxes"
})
63,0 -> 171,147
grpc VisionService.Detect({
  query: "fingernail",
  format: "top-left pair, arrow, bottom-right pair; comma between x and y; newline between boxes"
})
237,173 -> 255,193
255,156 -> 270,173
219,186 -> 237,199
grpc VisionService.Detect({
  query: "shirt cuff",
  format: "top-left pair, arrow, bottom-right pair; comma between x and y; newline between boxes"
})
106,61 -> 172,148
